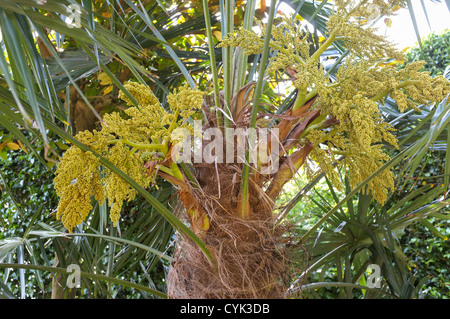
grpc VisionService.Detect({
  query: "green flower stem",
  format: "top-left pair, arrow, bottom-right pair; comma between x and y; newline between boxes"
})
329,149 -> 350,156
169,162 -> 184,181
127,146 -> 138,157
294,82 -> 339,110
167,109 -> 180,134
370,80 -> 422,102
305,89 -> 319,102
300,117 -> 329,139
164,108 -> 181,150
108,139 -> 167,153
270,42 -> 306,66
157,164 -> 175,177
310,33 -> 336,62
201,0 -> 222,128
293,88 -> 307,110
308,0 -> 370,64
239,0 -> 277,219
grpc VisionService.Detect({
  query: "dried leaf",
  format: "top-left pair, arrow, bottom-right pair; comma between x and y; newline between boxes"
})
267,142 -> 314,199
17,140 -> 28,154
103,84 -> 113,95
98,72 -> 112,86
6,142 -> 20,151
213,30 -> 222,41
180,190 -> 210,234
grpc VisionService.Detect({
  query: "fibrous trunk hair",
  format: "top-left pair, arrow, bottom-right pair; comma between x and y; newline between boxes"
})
167,161 -> 291,299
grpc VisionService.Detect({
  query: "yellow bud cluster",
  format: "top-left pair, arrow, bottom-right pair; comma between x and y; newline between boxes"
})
167,84 -> 205,119
215,8 -> 449,206
118,81 -> 160,107
218,27 -> 264,55
54,147 -> 104,232
54,82 -> 204,231
103,142 -> 151,226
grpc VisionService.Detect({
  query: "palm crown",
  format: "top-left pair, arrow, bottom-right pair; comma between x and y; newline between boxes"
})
0,0 -> 449,299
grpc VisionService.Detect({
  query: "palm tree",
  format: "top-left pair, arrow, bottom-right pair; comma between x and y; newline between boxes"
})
0,0 -> 449,299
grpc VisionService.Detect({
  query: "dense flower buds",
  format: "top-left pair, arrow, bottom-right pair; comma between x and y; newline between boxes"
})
218,1 -> 450,205
54,82 -> 204,232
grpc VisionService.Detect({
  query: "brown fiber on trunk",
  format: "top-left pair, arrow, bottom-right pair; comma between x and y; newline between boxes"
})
167,162 -> 289,299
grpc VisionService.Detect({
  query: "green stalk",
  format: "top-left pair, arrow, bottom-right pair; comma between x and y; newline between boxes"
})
108,139 -> 167,152
169,162 -> 184,181
156,164 -> 176,176
222,0 -> 234,126
370,80 -> 421,102
65,233 -> 173,262
298,80 -> 340,109
308,0 -> 369,64
0,263 -> 167,298
293,88 -> 307,110
310,33 -> 336,62
232,0 -> 257,98
201,0 -> 222,128
239,0 -> 277,218
300,118 -> 331,139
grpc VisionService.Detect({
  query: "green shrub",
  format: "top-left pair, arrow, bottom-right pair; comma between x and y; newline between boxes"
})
405,29 -> 450,76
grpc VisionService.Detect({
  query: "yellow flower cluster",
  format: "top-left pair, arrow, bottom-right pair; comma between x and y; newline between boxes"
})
103,142 -> 151,226
306,127 -> 395,204
54,82 -> 204,232
327,1 -> 407,61
218,25 -> 264,55
167,84 -> 205,119
219,3 -> 450,205
308,55 -> 449,203
54,147 -> 105,232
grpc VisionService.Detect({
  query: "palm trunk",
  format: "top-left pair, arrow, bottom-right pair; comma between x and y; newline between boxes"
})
167,162 -> 288,299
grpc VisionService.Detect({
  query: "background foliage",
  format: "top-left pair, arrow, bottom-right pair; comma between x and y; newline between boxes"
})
398,29 -> 450,299
405,28 -> 450,76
